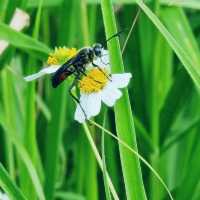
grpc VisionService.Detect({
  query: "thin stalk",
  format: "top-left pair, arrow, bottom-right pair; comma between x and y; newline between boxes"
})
149,35 -> 160,187
1,69 -> 15,180
101,110 -> 112,200
80,0 -> 90,45
79,1 -> 98,199
89,120 -> 174,200
101,0 -> 147,199
44,1 -> 77,199
133,116 -> 155,153
122,8 -> 141,54
154,0 -> 160,13
149,0 -> 161,197
0,163 -> 27,200
22,1 -> 44,199
44,84 -> 67,200
83,123 -> 119,200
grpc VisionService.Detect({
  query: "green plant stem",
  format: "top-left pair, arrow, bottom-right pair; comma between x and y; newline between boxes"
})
79,1 -> 98,199
0,164 -> 27,200
1,69 -> 15,180
83,123 -> 119,200
133,116 -> 155,153
22,1 -> 44,199
80,0 -> 90,45
101,110 -> 112,200
44,84 -> 67,200
89,120 -> 173,200
44,1 -> 78,199
101,0 -> 147,199
153,0 -> 160,13
149,34 -> 161,200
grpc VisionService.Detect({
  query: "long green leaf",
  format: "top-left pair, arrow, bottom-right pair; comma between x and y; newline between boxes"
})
88,0 -> 200,10
135,0 -> 200,89
160,70 -> 193,143
0,164 -> 27,200
21,1 -> 44,198
161,0 -> 200,9
101,111 -> 112,200
101,1 -> 147,199
12,138 -> 46,200
0,22 -> 50,55
175,136 -> 200,200
55,191 -> 85,200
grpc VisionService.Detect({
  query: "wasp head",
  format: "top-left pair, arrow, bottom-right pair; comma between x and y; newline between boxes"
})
93,43 -> 103,57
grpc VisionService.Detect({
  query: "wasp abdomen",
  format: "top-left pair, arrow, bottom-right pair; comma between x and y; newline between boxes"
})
52,66 -> 75,88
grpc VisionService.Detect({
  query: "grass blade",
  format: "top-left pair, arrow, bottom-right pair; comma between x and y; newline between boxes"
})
21,1 -> 44,198
90,120 -> 174,200
0,164 -> 27,200
12,139 -> 46,200
101,1 -> 147,199
135,0 -> 200,89
0,22 -> 50,55
101,111 -> 112,200
83,123 -> 119,200
160,70 -> 193,143
55,191 -> 85,200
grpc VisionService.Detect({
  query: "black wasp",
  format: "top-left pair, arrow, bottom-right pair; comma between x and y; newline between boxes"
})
51,31 -> 124,117
52,43 -> 106,87
51,43 -> 109,104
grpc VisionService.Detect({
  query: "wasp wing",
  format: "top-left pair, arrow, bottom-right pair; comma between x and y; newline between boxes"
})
51,58 -> 76,88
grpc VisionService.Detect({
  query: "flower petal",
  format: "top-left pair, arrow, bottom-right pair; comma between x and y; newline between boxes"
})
101,84 -> 122,107
93,49 -> 110,71
111,73 -> 132,88
24,65 -> 60,81
10,8 -> 30,31
85,93 -> 102,118
0,192 -> 9,200
74,93 -> 101,123
74,105 -> 86,123
101,49 -> 110,65
0,9 -> 29,55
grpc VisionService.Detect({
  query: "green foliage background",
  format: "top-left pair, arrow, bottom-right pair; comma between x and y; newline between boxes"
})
0,0 -> 200,200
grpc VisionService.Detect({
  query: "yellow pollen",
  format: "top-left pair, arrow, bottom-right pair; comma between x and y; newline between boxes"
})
79,68 -> 109,93
47,47 -> 77,65
47,56 -> 58,65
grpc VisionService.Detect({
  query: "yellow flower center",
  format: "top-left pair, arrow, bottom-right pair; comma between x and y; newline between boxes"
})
47,47 -> 77,65
79,68 -> 109,93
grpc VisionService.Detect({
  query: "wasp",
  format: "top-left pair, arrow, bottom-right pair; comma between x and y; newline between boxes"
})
51,31 -> 125,117
51,43 -> 109,106
52,43 -> 107,87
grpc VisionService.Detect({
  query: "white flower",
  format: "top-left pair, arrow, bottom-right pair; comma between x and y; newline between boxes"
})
24,47 -> 77,81
10,8 -> 30,31
23,47 -> 132,124
74,51 -> 132,123
24,65 -> 60,81
0,8 -> 30,55
0,191 -> 9,200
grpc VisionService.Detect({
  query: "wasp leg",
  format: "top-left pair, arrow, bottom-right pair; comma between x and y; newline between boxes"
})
92,62 -> 112,81
69,76 -> 88,120
78,66 -> 102,84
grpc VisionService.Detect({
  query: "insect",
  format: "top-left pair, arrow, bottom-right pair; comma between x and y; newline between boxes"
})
51,43 -> 109,110
51,30 -> 126,89
51,31 -> 128,117
52,43 -> 107,88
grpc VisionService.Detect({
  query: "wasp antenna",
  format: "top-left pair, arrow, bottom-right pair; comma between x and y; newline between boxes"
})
122,8 -> 141,54
106,29 -> 128,43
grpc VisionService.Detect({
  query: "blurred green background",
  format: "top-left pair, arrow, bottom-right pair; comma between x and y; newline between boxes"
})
0,0 -> 200,200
